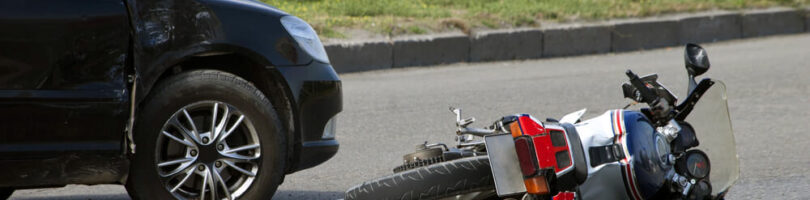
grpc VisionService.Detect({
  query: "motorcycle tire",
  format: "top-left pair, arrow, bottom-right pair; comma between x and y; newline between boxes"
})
345,155 -> 495,200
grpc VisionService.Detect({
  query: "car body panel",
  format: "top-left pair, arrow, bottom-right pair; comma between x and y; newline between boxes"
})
0,0 -> 130,159
0,0 -> 341,188
277,63 -> 342,171
125,0 -> 341,173
0,153 -> 128,188
126,0 -> 309,103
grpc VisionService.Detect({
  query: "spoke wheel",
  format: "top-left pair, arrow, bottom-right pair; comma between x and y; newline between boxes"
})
156,101 -> 261,200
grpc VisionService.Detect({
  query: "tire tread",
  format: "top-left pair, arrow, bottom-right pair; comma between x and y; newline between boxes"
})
345,156 -> 494,200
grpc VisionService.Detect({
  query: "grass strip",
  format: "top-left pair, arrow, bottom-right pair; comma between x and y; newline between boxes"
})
262,0 -> 809,38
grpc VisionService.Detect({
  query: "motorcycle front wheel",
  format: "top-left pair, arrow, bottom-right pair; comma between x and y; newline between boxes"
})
345,156 -> 495,200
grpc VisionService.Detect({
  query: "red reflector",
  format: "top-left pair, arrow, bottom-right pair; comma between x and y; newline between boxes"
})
514,136 -> 537,177
553,192 -> 576,200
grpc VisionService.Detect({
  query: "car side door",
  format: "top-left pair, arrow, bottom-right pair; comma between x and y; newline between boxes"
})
0,0 -> 131,159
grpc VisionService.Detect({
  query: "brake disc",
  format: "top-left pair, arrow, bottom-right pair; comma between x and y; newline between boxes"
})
393,143 -> 445,173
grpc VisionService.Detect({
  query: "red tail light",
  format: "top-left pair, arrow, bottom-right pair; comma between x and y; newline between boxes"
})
514,136 -> 537,177
508,115 -> 576,195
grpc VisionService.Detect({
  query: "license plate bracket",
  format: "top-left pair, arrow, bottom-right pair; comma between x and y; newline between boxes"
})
484,133 -> 527,197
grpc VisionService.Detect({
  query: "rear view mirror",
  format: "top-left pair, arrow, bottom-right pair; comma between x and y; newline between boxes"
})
684,43 -> 710,77
684,44 -> 709,94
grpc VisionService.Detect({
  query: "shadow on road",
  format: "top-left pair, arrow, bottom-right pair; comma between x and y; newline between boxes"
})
10,190 -> 342,200
11,194 -> 130,200
273,190 -> 344,200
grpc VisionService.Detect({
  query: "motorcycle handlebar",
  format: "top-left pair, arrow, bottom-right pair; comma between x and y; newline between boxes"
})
625,70 -> 659,104
457,127 -> 497,137
625,70 -> 677,123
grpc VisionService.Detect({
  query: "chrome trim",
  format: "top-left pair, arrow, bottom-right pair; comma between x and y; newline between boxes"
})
657,119 -> 682,142
127,76 -> 137,154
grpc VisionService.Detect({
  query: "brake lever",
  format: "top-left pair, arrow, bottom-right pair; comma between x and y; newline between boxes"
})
450,107 -> 475,128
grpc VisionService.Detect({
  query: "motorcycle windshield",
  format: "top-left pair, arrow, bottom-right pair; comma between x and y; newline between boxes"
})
684,80 -> 739,196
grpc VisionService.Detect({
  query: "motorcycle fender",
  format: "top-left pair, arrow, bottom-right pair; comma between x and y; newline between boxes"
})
484,134 -> 527,197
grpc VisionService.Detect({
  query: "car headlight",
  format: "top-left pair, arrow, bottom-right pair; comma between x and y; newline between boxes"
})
280,15 -> 330,63
322,116 -> 336,139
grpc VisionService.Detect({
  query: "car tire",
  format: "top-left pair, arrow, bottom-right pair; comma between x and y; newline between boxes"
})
345,156 -> 495,200
126,70 -> 286,200
0,188 -> 12,200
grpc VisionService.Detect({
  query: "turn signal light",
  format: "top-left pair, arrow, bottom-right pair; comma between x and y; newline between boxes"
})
524,176 -> 550,195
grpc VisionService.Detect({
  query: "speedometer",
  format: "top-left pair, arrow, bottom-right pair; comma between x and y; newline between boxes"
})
677,150 -> 711,179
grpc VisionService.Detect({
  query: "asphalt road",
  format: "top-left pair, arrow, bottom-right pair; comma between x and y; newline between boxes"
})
10,34 -> 810,200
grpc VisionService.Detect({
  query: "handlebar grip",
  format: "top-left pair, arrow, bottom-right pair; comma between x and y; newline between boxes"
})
625,70 -> 659,103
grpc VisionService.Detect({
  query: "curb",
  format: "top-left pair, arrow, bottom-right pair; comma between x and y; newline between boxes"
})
806,7 -> 810,32
611,18 -> 680,52
392,32 -> 470,68
543,24 -> 612,57
470,28 -> 543,62
325,8 -> 810,74
678,11 -> 741,44
741,8 -> 805,38
324,40 -> 392,73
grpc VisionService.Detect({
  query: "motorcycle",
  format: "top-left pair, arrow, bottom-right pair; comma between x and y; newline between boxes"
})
345,44 -> 739,200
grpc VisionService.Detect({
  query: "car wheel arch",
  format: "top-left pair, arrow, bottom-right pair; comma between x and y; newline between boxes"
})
131,51 -> 300,174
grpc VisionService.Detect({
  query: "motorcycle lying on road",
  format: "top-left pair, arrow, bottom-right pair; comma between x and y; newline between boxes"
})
345,44 -> 739,200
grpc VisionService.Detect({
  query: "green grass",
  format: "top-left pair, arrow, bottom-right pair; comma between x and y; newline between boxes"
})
263,0 -> 809,38
407,25 -> 427,34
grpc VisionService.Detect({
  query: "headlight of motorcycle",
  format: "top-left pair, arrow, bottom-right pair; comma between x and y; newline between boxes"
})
280,15 -> 330,64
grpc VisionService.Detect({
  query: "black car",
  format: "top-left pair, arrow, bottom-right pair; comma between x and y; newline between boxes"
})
0,0 -> 341,199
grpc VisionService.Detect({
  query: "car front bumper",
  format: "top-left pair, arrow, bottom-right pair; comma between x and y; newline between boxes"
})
276,61 -> 342,173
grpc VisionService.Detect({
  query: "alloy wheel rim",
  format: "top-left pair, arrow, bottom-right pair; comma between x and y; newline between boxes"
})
155,101 -> 261,200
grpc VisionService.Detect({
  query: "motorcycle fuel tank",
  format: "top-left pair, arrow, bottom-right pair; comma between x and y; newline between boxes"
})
576,110 -> 671,200
619,110 -> 671,199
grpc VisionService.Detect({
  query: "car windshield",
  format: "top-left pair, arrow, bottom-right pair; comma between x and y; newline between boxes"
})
683,80 -> 739,196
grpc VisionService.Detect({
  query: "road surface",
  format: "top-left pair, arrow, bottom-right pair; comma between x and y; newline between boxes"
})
10,34 -> 810,199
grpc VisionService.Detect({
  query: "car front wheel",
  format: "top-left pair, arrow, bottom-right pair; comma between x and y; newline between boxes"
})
126,70 -> 286,200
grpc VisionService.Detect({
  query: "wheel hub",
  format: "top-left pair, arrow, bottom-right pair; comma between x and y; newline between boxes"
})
155,101 -> 261,200
197,142 -> 220,164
